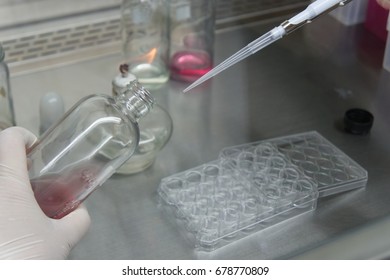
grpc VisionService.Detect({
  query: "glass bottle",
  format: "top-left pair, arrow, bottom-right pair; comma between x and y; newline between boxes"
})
0,44 -> 16,130
169,0 -> 216,82
112,64 -> 173,174
27,80 -> 154,219
120,0 -> 170,87
39,92 -> 65,135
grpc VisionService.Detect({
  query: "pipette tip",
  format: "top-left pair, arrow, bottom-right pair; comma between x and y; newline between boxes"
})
182,78 -> 207,93
183,84 -> 195,93
183,27 -> 283,93
182,86 -> 191,93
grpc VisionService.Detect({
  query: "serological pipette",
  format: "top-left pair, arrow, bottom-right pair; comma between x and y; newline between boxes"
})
183,0 -> 353,92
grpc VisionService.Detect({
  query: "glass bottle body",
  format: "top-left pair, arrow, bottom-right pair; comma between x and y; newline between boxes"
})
117,104 -> 172,174
112,65 -> 173,174
169,0 -> 216,82
121,0 -> 170,86
0,44 -> 16,130
27,81 -> 154,219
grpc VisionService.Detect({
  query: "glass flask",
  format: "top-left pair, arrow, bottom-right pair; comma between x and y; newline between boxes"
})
169,0 -> 216,82
112,64 -> 173,174
0,44 -> 16,130
121,0 -> 170,87
27,80 -> 154,219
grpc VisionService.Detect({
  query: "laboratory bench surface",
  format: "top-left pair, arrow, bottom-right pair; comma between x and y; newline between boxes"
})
10,15 -> 390,259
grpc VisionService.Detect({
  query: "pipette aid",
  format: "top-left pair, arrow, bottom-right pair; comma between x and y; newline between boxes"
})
183,0 -> 353,92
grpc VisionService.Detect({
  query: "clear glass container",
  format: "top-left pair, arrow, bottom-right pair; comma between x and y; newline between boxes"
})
27,80 -> 154,219
169,0 -> 216,82
121,0 -> 170,87
0,44 -> 16,130
112,64 -> 173,174
117,104 -> 172,174
39,92 -> 65,135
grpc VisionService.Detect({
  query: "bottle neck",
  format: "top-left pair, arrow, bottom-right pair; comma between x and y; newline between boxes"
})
115,80 -> 155,122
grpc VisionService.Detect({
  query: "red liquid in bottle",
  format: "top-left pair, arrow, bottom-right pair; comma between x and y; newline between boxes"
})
170,51 -> 212,82
31,165 -> 99,219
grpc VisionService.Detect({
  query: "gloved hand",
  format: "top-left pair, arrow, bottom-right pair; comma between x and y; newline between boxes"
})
0,127 -> 90,259
377,0 -> 390,9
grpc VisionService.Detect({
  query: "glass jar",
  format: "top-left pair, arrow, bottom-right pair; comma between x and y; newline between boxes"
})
27,80 -> 154,219
112,64 -> 173,174
121,0 -> 170,87
169,0 -> 216,82
0,44 -> 16,130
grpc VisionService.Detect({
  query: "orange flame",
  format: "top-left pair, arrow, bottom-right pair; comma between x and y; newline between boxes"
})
138,48 -> 157,64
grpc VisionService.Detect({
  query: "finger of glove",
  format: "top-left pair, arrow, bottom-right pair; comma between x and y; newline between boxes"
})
52,204 -> 91,256
0,127 -> 37,180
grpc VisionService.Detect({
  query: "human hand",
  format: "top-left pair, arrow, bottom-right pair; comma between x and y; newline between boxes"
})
0,127 -> 90,259
377,0 -> 390,9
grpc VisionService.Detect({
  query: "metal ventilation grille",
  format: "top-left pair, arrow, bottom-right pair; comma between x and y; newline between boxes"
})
216,0 -> 308,20
4,20 -> 120,64
2,16 -> 122,72
1,0 -> 309,74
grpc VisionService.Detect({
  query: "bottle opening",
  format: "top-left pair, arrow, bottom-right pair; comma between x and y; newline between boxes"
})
127,80 -> 155,107
121,80 -> 155,121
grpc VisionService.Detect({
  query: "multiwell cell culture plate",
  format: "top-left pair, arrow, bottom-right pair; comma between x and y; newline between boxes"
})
158,131 -> 367,251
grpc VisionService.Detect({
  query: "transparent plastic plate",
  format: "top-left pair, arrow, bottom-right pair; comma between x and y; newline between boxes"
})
220,131 -> 367,198
157,131 -> 367,251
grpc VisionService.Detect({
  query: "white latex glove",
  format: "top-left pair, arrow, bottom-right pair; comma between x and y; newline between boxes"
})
0,127 -> 90,259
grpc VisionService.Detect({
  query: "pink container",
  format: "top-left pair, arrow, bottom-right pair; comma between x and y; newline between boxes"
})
365,0 -> 389,42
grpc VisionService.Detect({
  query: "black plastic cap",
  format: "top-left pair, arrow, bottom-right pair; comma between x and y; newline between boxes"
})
344,108 -> 374,135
